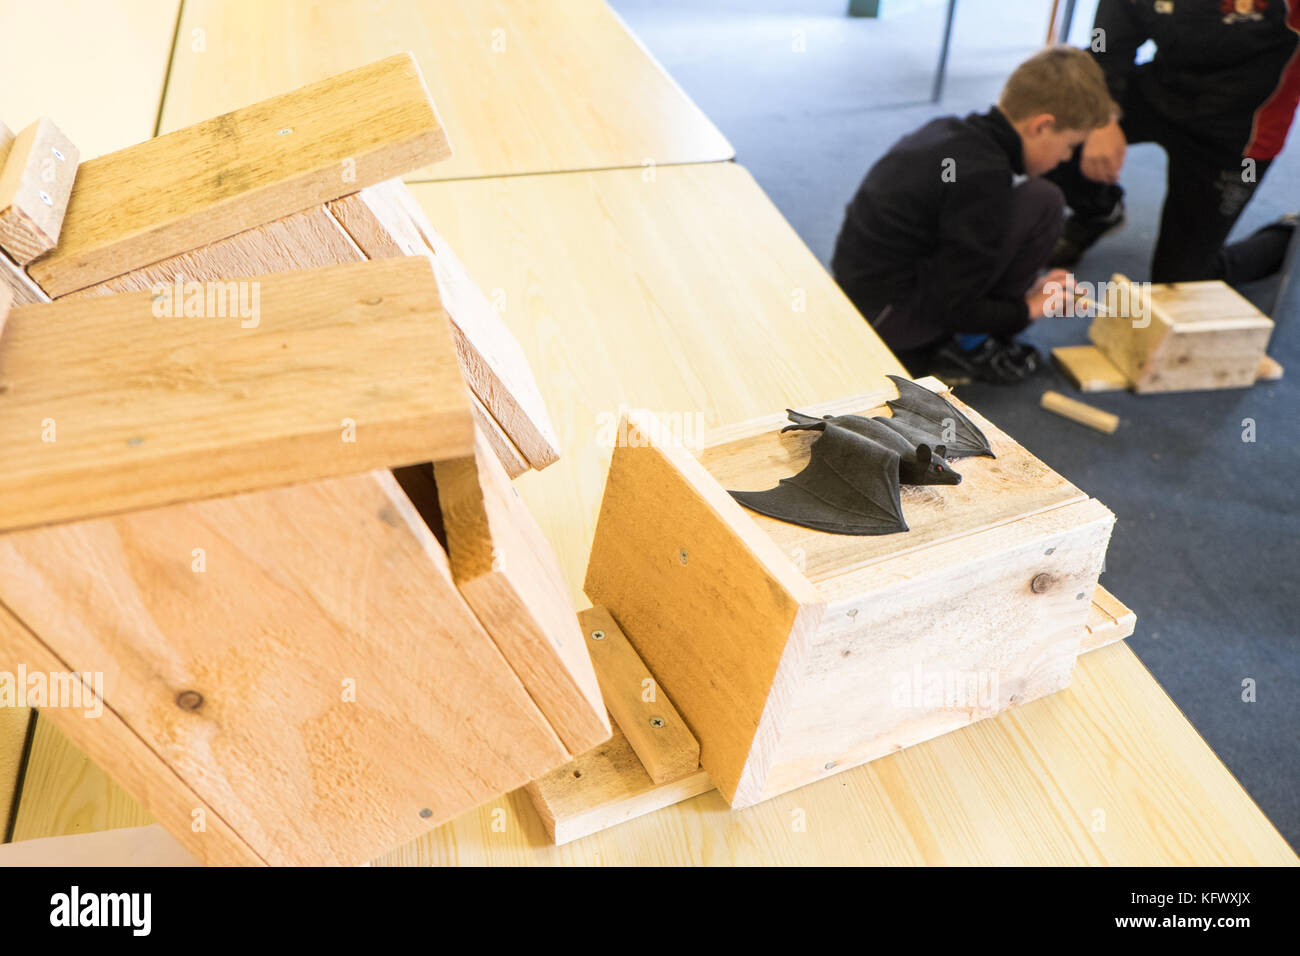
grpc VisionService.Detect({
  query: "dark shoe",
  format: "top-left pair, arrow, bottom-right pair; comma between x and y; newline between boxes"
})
928,337 -> 1042,385
1222,212 -> 1298,285
1049,201 -> 1126,269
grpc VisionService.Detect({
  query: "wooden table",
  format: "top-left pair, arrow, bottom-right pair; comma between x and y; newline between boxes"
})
0,0 -> 179,159
10,163 -> 1295,864
157,0 -> 734,181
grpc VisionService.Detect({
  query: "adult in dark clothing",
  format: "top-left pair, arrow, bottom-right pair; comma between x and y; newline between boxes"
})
832,46 -> 1116,382
1049,0 -> 1300,282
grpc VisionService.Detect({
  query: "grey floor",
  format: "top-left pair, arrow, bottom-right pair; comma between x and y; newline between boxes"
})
612,0 -> 1299,851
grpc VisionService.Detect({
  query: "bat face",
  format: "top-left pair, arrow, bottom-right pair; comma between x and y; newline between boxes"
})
901,443 -> 963,486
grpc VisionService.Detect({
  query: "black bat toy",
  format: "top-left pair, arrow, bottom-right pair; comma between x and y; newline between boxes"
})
728,376 -> 994,536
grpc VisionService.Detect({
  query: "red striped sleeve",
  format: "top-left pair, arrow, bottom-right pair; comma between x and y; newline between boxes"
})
1246,0 -> 1300,159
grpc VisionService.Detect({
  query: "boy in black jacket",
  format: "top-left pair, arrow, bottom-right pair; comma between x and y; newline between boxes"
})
832,46 -> 1116,383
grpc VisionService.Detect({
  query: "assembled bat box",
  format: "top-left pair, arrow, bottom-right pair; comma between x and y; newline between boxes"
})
585,377 -> 1116,808
1085,275 -> 1274,393
0,258 -> 608,866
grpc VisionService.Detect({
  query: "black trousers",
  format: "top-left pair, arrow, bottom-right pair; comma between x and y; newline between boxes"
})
1046,82 -> 1272,283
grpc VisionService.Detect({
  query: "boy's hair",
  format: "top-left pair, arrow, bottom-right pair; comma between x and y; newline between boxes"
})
999,45 -> 1116,131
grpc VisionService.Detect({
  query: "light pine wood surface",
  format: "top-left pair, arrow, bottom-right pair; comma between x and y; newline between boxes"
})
0,1 -> 179,161
10,162 -> 1294,864
157,0 -> 734,181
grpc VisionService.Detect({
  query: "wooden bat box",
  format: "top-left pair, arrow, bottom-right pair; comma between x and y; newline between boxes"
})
0,258 -> 608,865
1087,276 -> 1274,393
585,378 -> 1115,808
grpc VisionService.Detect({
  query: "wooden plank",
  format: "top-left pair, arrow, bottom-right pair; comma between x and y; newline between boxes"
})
29,53 -> 451,297
0,703 -> 30,839
159,0 -> 734,181
328,180 -> 560,470
0,1 -> 178,161
0,249 -> 47,307
1257,355 -> 1284,381
0,281 -> 10,343
0,257 -> 474,533
1041,390 -> 1120,434
578,606 -> 699,785
1051,344 -> 1130,392
525,722 -> 712,846
1137,323 -> 1272,393
0,469 -> 570,865
0,603 -> 265,865
471,394 -> 531,479
585,409 -> 825,806
63,205 -> 365,299
760,499 -> 1113,801
701,385 -> 1089,584
434,430 -> 610,756
1081,585 -> 1136,653
0,119 -> 79,265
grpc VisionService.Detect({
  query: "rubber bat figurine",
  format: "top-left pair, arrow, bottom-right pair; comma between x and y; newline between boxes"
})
727,376 -> 993,536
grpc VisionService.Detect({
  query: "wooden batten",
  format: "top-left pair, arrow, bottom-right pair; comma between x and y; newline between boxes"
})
434,430 -> 609,756
29,54 -> 451,297
0,118 -> 79,266
0,257 -> 474,533
327,179 -> 561,471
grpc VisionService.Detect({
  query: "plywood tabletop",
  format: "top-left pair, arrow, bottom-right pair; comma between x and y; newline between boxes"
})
157,0 -> 734,181
0,1 -> 180,160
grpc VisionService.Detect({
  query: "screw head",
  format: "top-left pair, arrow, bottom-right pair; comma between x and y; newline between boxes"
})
419,808 -> 433,819
51,146 -> 66,161
679,548 -> 689,565
276,127 -> 293,136
590,629 -> 605,641
824,760 -> 836,771
649,716 -> 666,729
1031,572 -> 1055,594
176,690 -> 203,711
39,191 -> 52,206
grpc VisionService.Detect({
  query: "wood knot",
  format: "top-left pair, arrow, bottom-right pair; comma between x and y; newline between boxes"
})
176,690 -> 204,711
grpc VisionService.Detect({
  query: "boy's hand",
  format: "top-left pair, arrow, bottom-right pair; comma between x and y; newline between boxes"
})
1081,119 -> 1127,184
1024,269 -> 1074,320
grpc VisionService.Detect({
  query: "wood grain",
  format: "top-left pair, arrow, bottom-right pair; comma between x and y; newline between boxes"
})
0,470 -> 570,865
328,179 -> 560,470
0,703 -> 30,838
0,119 -> 79,265
0,1 -> 179,161
159,0 -> 733,181
0,257 -> 474,532
577,606 -> 699,785
0,249 -> 47,307
30,53 -> 450,296
1051,344 -> 1129,393
1041,390 -> 1120,434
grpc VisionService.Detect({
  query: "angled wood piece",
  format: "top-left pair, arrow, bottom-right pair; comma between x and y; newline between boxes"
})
1,248 -> 47,306
1080,585 -> 1136,653
585,409 -> 826,806
578,606 -> 699,784
328,179 -> 560,471
1051,344 -> 1129,393
29,53 -> 451,297
0,118 -> 79,265
0,470 -> 569,866
0,257 -> 474,533
1257,355 -> 1284,381
434,429 -> 609,756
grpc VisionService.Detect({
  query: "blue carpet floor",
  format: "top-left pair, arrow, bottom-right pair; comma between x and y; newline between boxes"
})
612,0 -> 1299,851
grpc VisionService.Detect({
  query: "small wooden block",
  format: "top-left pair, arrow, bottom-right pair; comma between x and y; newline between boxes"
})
1257,355 -> 1284,381
578,606 -> 700,784
524,721 -> 712,846
1080,585 -> 1136,653
1051,344 -> 1130,392
29,53 -> 451,297
1041,390 -> 1119,434
0,119 -> 79,265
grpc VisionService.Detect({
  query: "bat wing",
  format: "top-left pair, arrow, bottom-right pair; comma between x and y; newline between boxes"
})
884,374 -> 994,458
730,423 -> 907,535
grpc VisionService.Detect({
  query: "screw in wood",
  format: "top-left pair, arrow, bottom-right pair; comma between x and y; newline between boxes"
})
419,808 -> 433,819
1030,573 -> 1054,594
176,690 -> 204,711
590,630 -> 605,641
51,146 -> 65,161
679,548 -> 689,565
276,127 -> 293,136
649,717 -> 666,729
824,761 -> 836,771
39,191 -> 52,206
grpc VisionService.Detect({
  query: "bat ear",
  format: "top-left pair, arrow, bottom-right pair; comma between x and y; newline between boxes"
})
934,444 -> 948,459
916,444 -> 932,464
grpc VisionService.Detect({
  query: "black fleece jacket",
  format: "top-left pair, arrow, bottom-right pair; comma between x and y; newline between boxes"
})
831,107 -> 1031,352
